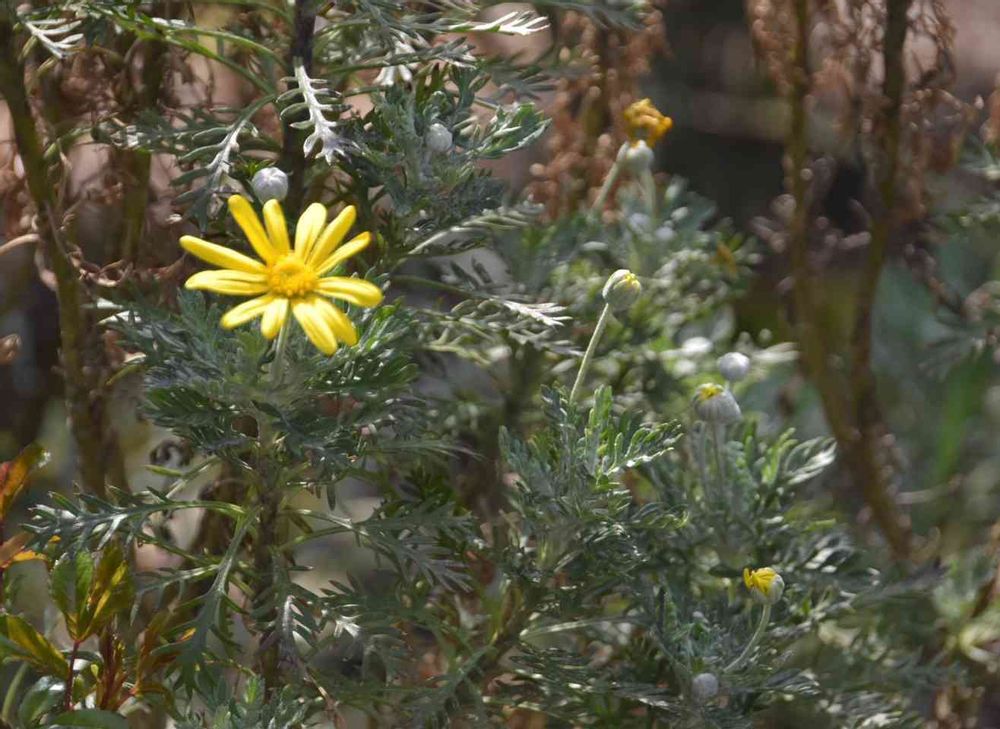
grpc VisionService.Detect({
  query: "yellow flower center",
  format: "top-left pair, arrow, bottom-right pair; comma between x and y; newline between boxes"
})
696,383 -> 725,401
267,256 -> 318,298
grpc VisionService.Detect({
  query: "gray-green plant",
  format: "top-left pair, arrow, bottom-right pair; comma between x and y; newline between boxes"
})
0,1 -> 940,727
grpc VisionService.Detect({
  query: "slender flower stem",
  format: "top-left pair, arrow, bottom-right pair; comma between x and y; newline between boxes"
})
710,423 -> 726,498
253,323 -> 292,696
724,603 -> 771,673
270,321 -> 292,389
589,144 -> 627,218
640,168 -> 656,216
570,303 -> 612,404
693,423 -> 710,502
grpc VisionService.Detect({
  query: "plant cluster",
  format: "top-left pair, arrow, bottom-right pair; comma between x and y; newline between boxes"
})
0,1 -> 985,727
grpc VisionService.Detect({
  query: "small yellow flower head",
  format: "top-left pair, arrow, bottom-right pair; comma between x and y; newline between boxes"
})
743,567 -> 784,605
693,383 -> 742,424
602,269 -> 642,312
624,98 -> 673,147
179,195 -> 384,355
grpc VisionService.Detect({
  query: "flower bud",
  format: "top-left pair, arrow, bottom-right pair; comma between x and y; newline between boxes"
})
251,167 -> 288,202
623,140 -> 654,173
691,672 -> 719,701
426,123 -> 453,153
743,566 -> 784,605
693,383 -> 741,424
717,352 -> 751,383
602,269 -> 642,312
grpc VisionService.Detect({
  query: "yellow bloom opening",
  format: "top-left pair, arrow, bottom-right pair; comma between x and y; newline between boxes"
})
743,566 -> 785,604
624,98 -> 673,147
180,195 -> 384,355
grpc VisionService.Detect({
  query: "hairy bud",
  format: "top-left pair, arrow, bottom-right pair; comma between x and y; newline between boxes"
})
717,352 -> 751,382
251,167 -> 289,202
691,672 -> 719,701
602,269 -> 642,312
426,123 -> 453,153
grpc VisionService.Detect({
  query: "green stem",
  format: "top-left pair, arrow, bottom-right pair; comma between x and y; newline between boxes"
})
640,168 -> 656,216
710,423 -> 725,498
253,323 -> 292,696
589,144 -> 627,218
270,321 -> 292,389
694,424 -> 711,503
569,303 -> 612,404
724,603 -> 770,673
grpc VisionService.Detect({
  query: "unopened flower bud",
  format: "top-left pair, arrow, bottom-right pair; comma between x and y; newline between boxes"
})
426,123 -> 453,153
693,383 -> 741,424
623,140 -> 654,173
743,566 -> 784,605
251,167 -> 288,202
602,269 -> 642,312
717,352 -> 751,382
691,672 -> 719,701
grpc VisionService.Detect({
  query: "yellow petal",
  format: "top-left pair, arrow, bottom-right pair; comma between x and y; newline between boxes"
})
10,550 -> 43,564
220,294 -> 276,329
305,205 -> 357,267
317,299 -> 359,346
180,235 -> 266,274
185,270 -> 269,296
314,233 -> 372,276
262,199 -> 291,256
294,202 -> 328,260
260,298 -> 290,340
291,297 -> 338,355
228,195 -> 277,264
316,277 -> 383,308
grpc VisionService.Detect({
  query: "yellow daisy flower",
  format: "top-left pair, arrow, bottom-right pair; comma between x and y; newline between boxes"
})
179,195 -> 383,355
624,98 -> 673,147
743,566 -> 785,605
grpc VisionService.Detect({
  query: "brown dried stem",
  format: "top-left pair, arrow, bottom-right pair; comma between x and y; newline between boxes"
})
278,0 -> 318,214
845,0 -> 914,556
781,0 -> 911,558
0,14 -> 118,498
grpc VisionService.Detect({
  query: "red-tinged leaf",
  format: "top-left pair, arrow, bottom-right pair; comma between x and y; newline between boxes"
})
0,531 -> 36,569
78,543 -> 134,640
0,613 -> 69,677
0,443 -> 50,520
